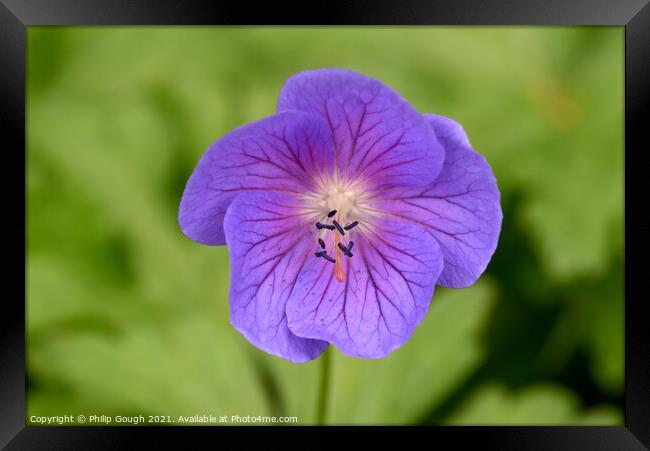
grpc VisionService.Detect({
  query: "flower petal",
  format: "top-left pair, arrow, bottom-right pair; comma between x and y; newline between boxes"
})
277,69 -> 444,188
286,222 -> 443,359
375,114 -> 502,288
179,111 -> 334,245
428,113 -> 472,148
223,191 -> 329,363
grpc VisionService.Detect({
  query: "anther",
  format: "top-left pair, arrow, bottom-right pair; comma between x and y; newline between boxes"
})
332,220 -> 345,235
327,210 -> 337,218
348,241 -> 354,251
316,222 -> 335,230
315,250 -> 336,264
344,221 -> 359,231
338,243 -> 353,257
318,238 -> 326,249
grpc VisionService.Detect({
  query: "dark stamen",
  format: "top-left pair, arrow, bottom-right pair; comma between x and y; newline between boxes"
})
327,210 -> 337,218
338,242 -> 353,257
344,221 -> 359,231
316,222 -> 335,230
315,250 -> 336,263
318,238 -> 326,249
348,241 -> 354,251
332,220 -> 345,235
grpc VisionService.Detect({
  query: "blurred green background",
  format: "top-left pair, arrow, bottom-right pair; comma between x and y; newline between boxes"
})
26,27 -> 624,425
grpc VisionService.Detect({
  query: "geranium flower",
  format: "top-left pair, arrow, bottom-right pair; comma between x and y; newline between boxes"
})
179,69 -> 502,362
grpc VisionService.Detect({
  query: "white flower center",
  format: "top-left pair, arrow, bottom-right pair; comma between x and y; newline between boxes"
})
325,187 -> 359,220
297,178 -> 376,283
307,178 -> 372,224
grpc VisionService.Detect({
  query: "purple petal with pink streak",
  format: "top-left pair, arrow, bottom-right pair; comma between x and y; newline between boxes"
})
286,221 -> 443,359
223,190 -> 329,363
374,114 -> 502,288
277,68 -> 445,189
179,111 -> 333,245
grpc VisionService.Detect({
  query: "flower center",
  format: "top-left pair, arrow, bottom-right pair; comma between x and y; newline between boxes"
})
314,209 -> 359,283
325,188 -> 358,221
303,179 -> 374,283
316,178 -> 372,223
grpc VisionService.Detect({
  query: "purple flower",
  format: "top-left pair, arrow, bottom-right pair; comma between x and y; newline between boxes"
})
179,69 -> 502,362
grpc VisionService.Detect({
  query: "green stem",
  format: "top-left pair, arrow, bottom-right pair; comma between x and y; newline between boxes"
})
315,347 -> 331,425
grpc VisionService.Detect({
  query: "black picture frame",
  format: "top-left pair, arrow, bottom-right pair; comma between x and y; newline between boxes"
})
2,0 -> 649,449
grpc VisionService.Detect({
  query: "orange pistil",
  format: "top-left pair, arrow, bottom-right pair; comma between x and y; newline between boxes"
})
334,230 -> 344,282
333,215 -> 345,283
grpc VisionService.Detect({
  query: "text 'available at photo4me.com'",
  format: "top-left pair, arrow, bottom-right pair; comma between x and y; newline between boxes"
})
28,414 -> 299,425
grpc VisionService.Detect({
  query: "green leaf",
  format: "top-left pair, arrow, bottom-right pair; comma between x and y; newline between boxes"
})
446,383 -> 622,425
29,314 -> 270,422
581,268 -> 624,394
324,281 -> 495,424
